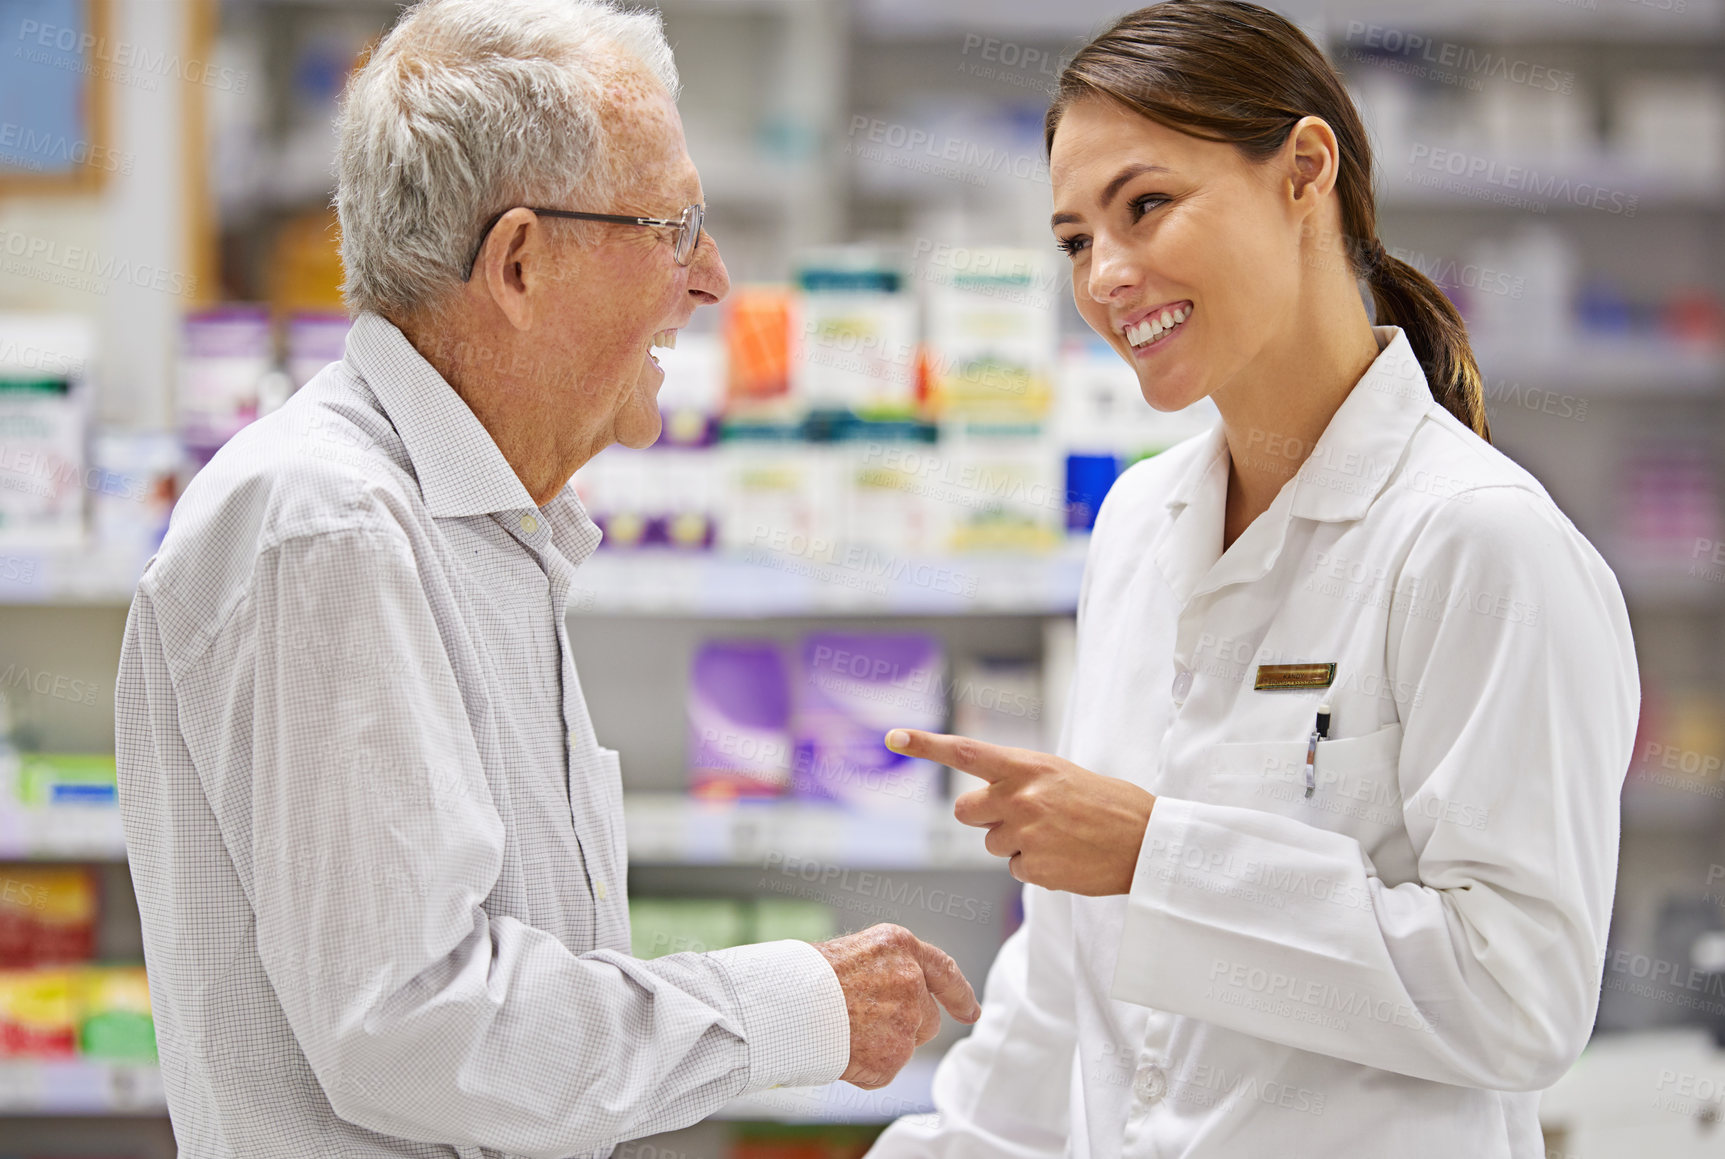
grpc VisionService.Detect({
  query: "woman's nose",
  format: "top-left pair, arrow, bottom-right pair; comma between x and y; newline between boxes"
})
1086,234 -> 1141,304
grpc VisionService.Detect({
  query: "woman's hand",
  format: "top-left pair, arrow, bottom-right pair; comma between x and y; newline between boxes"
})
885,728 -> 1156,896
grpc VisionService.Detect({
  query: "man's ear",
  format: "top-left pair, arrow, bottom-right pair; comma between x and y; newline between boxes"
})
475,207 -> 540,332
1283,115 -> 1340,210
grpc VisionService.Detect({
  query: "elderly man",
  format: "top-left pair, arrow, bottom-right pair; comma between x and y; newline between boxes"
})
113,1 -> 978,1156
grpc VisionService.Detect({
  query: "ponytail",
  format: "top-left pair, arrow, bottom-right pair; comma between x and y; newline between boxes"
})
1363,240 -> 1491,440
1046,0 -> 1492,442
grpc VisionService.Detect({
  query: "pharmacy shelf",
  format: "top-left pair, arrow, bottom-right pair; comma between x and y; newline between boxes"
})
1315,0 -> 1725,44
0,806 -> 128,861
1,797 -> 1007,869
566,546 -> 1088,618
625,795 -> 999,870
0,1059 -> 164,1116
0,544 -> 1089,614
1472,336 -> 1725,397
1379,163 -> 1724,215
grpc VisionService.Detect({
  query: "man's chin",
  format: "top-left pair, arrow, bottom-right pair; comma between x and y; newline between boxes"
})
613,407 -> 664,450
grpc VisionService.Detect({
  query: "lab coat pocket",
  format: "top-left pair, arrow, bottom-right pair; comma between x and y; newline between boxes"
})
1197,722 -> 1404,844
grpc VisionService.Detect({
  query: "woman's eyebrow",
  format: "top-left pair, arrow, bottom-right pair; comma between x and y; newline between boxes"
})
1051,162 -> 1173,228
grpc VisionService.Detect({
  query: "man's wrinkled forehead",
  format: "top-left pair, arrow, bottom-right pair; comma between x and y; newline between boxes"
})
597,62 -> 697,206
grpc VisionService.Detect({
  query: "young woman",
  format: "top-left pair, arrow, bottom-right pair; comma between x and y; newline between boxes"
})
869,3 -> 1638,1156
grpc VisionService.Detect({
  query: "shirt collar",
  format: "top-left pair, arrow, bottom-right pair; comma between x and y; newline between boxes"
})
342,313 -> 604,567
1161,325 -> 1435,524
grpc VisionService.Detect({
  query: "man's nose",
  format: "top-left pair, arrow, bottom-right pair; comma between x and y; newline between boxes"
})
688,230 -> 730,306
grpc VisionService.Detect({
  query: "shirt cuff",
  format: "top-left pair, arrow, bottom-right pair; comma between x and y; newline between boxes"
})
709,939 -> 850,1093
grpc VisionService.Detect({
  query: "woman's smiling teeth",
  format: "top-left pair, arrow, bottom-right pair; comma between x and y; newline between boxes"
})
1124,304 -> 1191,349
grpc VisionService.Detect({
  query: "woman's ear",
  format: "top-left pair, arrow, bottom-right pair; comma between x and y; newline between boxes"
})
1284,115 -> 1341,208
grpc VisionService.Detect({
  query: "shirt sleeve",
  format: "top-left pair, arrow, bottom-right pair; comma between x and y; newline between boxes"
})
228,520 -> 846,1157
1111,484 -> 1639,1091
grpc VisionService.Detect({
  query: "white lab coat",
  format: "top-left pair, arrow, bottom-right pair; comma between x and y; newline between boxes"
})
870,326 -> 1639,1159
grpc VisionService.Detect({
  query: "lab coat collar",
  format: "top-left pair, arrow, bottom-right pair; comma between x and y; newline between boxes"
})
1286,325 -> 1434,523
1153,326 -> 1433,606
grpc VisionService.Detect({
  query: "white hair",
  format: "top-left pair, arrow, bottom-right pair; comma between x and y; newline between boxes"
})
334,0 -> 679,319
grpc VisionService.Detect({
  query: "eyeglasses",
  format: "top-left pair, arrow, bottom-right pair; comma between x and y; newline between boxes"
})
462,202 -> 705,280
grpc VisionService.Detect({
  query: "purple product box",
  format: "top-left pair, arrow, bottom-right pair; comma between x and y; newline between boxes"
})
793,632 -> 946,811
688,640 -> 793,799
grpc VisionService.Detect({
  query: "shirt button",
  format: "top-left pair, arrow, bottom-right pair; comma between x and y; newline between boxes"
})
520,513 -> 539,534
1171,668 -> 1193,701
1134,1063 -> 1167,1106
595,880 -> 608,900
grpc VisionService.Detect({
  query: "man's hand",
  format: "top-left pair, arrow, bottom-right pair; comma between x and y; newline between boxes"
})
812,924 -> 980,1091
885,728 -> 1156,896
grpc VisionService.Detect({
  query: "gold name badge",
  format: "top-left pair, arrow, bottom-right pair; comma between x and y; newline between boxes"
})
1253,662 -> 1337,691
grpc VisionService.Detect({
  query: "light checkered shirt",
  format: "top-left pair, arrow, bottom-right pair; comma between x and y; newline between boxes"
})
115,313 -> 849,1159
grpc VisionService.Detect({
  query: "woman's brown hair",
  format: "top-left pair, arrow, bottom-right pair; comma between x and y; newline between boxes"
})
1046,0 -> 1490,440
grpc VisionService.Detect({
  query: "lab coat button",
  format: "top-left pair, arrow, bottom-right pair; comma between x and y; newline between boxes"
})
1134,1064 -> 1167,1106
1171,669 -> 1193,701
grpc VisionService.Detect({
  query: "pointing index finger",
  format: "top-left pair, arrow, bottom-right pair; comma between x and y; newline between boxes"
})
884,729 -> 1017,784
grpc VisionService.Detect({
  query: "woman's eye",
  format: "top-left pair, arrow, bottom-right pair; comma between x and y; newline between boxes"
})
1129,195 -> 1168,220
1056,235 -> 1090,257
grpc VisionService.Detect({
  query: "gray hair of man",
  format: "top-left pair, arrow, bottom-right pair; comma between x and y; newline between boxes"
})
334,0 -> 680,322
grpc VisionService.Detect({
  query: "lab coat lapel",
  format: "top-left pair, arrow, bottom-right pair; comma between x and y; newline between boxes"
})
1160,326 -> 1435,605
1152,425 -> 1229,608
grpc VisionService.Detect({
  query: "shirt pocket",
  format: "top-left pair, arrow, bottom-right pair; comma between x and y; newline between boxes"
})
1195,722 -> 1404,844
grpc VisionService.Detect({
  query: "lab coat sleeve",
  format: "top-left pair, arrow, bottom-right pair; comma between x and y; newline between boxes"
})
867,886 -> 1079,1159
1110,484 -> 1639,1092
235,522 -> 848,1157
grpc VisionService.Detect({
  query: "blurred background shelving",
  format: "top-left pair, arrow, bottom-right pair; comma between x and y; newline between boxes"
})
2,1 -> 1724,1157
